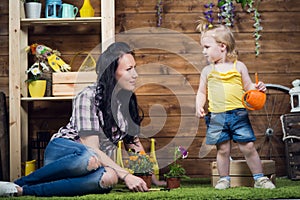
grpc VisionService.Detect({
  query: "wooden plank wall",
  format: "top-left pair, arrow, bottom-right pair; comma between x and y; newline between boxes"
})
114,0 -> 300,177
2,0 -> 300,178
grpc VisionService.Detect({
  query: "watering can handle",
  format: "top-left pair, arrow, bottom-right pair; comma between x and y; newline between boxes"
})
255,72 -> 258,85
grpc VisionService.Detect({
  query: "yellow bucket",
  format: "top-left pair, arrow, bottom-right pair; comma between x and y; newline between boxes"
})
25,160 -> 36,176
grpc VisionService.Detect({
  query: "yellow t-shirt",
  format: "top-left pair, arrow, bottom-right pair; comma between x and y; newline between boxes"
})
207,62 -> 244,112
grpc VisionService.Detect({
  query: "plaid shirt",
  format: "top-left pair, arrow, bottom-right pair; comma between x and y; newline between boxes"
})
52,84 -> 128,157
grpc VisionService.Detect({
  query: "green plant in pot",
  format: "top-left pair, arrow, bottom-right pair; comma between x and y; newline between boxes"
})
164,146 -> 189,189
25,61 -> 49,97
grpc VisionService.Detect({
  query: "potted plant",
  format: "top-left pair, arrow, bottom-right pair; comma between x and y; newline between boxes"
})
26,61 -> 49,97
125,149 -> 154,188
26,43 -> 69,97
21,0 -> 42,19
164,146 -> 189,189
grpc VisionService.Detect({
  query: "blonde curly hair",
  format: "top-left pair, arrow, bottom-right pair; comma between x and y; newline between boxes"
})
196,18 -> 238,62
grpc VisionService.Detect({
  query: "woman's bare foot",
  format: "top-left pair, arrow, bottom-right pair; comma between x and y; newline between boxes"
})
16,186 -> 23,196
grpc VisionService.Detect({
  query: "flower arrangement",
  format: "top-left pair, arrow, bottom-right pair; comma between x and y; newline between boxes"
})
204,2 -> 215,28
203,0 -> 263,56
164,146 -> 189,178
126,149 -> 154,175
25,43 -> 70,83
25,62 -> 49,83
218,0 -> 235,27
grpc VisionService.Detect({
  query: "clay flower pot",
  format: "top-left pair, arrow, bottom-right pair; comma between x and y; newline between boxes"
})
134,173 -> 152,188
166,177 -> 181,189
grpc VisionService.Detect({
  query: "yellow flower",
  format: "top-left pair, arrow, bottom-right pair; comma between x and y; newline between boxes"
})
127,149 -> 154,174
130,155 -> 138,161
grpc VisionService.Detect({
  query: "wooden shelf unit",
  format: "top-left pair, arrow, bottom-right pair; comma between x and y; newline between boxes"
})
21,17 -> 102,26
9,0 -> 115,181
21,97 -> 74,101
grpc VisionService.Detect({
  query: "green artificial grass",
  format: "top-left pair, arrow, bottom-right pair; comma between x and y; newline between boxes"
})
2,177 -> 300,200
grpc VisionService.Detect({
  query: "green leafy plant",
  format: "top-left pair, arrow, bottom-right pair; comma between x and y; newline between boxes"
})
126,150 -> 154,175
164,146 -> 189,178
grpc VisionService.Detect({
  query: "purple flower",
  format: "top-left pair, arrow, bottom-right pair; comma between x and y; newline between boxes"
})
204,10 -> 213,15
204,2 -> 215,26
178,146 -> 188,159
156,0 -> 163,27
204,2 -> 215,9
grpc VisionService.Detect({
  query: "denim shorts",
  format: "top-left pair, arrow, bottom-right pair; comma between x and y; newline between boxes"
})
204,108 -> 256,145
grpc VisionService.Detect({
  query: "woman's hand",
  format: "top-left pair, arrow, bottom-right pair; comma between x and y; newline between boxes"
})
124,174 -> 149,192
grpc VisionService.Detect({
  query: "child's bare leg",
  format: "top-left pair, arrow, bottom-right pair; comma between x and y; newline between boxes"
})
238,141 -> 262,174
216,141 -> 231,176
238,141 -> 275,189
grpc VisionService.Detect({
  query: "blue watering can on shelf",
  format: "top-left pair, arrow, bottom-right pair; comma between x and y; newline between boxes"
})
45,0 -> 62,18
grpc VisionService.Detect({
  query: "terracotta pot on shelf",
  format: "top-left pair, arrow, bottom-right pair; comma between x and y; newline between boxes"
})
166,177 -> 181,189
134,174 -> 152,189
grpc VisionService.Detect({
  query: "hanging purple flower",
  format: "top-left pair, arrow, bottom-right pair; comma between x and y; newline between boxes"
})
202,0 -> 262,56
156,0 -> 163,27
204,2 -> 215,9
203,2 -> 215,27
178,146 -> 188,159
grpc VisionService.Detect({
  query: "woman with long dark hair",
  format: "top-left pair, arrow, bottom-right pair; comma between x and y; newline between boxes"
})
0,42 -> 164,197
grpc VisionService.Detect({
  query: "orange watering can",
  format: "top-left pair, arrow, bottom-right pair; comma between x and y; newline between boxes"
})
242,73 -> 266,110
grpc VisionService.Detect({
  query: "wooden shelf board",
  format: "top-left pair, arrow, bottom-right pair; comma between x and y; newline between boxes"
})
21,17 -> 101,26
21,96 -> 74,101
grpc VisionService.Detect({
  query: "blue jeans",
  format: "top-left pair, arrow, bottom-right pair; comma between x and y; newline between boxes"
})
205,108 -> 256,145
14,138 -> 112,196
